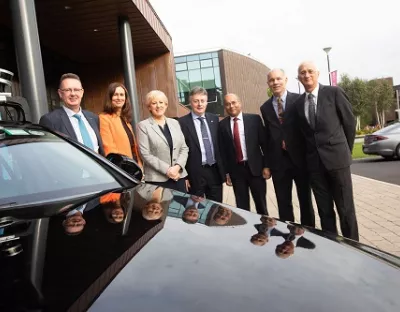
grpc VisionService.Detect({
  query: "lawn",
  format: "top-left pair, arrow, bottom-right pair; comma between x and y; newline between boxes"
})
352,142 -> 372,159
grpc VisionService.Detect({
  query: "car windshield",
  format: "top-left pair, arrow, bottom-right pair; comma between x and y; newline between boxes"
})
376,122 -> 400,134
0,128 -> 121,206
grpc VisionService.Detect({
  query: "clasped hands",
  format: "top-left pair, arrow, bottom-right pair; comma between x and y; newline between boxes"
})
167,164 -> 181,181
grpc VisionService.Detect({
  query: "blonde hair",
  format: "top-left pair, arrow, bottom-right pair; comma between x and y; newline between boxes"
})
145,90 -> 168,108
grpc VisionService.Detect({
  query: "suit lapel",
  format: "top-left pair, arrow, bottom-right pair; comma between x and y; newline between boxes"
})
316,84 -> 325,126
60,109 -> 78,140
223,117 -> 233,141
242,114 -> 250,152
149,117 -> 168,145
185,114 -> 201,150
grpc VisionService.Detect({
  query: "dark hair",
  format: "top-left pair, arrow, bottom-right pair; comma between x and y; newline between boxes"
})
59,73 -> 81,88
103,82 -> 132,122
189,86 -> 208,98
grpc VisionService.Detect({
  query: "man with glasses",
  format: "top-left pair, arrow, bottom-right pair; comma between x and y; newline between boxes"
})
39,73 -> 104,155
295,61 -> 358,241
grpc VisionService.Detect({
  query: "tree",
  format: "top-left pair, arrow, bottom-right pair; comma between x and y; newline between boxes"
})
339,74 -> 369,131
367,78 -> 393,127
267,87 -> 273,98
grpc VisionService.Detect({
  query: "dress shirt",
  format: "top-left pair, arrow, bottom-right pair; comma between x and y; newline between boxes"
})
304,84 -> 319,123
191,112 -> 216,165
63,105 -> 99,153
67,204 -> 87,217
230,112 -> 248,161
272,90 -> 288,118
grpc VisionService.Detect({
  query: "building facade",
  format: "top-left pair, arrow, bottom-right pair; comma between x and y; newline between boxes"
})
0,0 -> 187,125
174,48 -> 271,117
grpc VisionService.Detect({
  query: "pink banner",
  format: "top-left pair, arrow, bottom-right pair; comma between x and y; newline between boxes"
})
330,70 -> 338,86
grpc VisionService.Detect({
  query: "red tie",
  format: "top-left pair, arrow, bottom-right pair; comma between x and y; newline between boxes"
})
233,117 -> 244,162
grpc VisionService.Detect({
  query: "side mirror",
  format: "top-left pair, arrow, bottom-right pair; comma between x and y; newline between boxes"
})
106,153 -> 143,181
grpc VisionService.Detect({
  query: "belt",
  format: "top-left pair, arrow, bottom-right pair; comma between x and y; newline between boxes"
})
202,163 -> 217,168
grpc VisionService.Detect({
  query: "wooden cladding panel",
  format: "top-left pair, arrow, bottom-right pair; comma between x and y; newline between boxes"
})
220,50 -> 270,115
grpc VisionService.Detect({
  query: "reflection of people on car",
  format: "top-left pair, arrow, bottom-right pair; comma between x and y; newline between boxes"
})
62,205 -> 86,235
213,206 -> 232,225
271,224 -> 316,259
180,195 -> 205,224
100,192 -> 127,223
250,216 -> 277,246
134,183 -> 172,221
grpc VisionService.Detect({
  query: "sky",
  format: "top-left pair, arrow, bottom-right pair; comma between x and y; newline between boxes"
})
149,0 -> 400,93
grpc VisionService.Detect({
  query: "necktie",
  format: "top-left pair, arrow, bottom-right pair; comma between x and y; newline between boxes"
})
198,117 -> 214,165
277,97 -> 284,124
308,94 -> 317,130
277,97 -> 287,150
233,117 -> 244,162
73,114 -> 94,150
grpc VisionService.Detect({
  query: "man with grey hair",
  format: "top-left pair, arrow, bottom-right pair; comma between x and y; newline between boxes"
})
294,61 -> 358,241
178,87 -> 225,202
261,68 -> 314,226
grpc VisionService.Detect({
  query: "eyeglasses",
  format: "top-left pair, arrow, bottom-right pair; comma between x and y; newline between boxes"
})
60,88 -> 84,94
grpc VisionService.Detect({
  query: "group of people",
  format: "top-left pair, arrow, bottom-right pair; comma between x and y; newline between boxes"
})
39,59 -> 359,241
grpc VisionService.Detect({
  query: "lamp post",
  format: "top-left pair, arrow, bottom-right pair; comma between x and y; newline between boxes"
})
295,78 -> 301,93
323,47 -> 332,85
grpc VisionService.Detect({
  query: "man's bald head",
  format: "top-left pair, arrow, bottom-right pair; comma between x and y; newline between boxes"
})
224,93 -> 242,117
297,61 -> 320,92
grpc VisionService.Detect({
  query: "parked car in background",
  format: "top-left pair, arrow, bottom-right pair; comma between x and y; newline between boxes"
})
363,122 -> 400,159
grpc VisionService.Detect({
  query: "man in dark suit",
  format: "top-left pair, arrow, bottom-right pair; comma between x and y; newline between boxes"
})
295,61 -> 358,241
219,93 -> 268,215
39,73 -> 104,155
178,87 -> 225,202
260,69 -> 314,227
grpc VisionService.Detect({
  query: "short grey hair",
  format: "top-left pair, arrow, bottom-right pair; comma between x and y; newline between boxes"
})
267,68 -> 286,79
189,86 -> 208,97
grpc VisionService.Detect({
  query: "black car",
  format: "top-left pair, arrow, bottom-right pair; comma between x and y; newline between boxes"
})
1,117 -> 400,312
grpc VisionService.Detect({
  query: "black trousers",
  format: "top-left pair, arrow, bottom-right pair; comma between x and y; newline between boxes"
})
147,178 -> 186,193
230,162 -> 267,215
309,164 -> 359,241
272,157 -> 315,227
195,164 -> 223,202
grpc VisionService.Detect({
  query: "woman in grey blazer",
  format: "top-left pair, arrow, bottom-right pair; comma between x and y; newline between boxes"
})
137,90 -> 189,192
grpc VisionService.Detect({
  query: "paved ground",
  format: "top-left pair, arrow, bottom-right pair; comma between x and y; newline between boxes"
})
351,157 -> 400,185
223,174 -> 400,257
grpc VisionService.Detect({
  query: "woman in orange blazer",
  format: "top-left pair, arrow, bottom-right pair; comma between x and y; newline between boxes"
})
99,82 -> 142,168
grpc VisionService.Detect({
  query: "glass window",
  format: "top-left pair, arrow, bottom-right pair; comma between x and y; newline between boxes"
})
189,69 -> 202,88
175,56 -> 186,63
212,57 -> 219,67
212,52 -> 218,58
187,61 -> 200,70
176,71 -> 190,92
199,53 -> 212,60
175,63 -> 187,71
201,68 -> 216,89
214,67 -> 222,88
186,54 -> 199,62
200,59 -> 212,68
0,132 -> 121,206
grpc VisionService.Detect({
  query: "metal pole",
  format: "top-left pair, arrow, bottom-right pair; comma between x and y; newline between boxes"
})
10,0 -> 48,123
118,16 -> 140,132
327,54 -> 332,86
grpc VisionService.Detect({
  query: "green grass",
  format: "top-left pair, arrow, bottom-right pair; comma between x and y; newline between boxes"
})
352,142 -> 373,159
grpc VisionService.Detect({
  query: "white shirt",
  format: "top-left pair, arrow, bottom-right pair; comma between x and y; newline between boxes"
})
63,105 -> 99,153
230,112 -> 248,161
304,84 -> 319,124
191,112 -> 216,165
66,204 -> 87,217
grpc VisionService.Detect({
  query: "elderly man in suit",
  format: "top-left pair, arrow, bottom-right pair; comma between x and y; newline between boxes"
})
260,69 -> 314,227
219,93 -> 268,215
39,73 -> 104,155
136,90 -> 189,192
178,86 -> 225,202
295,61 -> 358,241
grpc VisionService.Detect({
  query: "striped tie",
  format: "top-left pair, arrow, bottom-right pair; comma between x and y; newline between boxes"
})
198,117 -> 214,165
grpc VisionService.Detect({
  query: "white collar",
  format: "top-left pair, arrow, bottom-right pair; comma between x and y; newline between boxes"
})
306,84 -> 319,98
230,111 -> 243,121
63,105 -> 82,117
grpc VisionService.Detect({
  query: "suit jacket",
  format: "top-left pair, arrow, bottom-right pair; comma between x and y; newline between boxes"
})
219,113 -> 267,177
178,112 -> 225,189
260,91 -> 307,170
294,84 -> 356,171
137,117 -> 189,182
39,107 -> 105,156
99,113 -> 142,166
